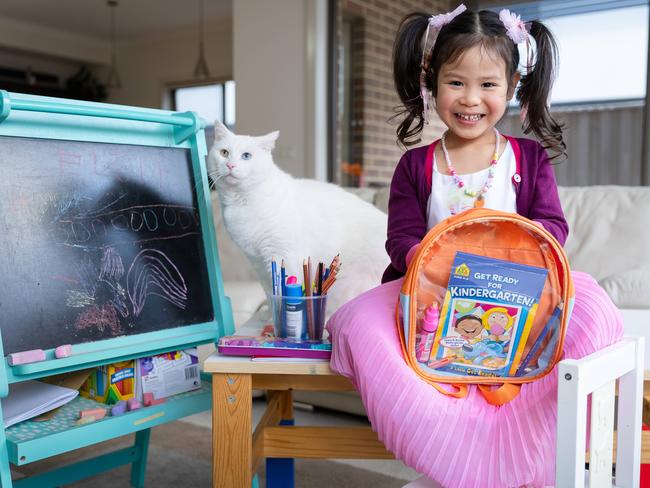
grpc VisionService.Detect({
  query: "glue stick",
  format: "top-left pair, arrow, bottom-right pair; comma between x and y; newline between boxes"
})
416,304 -> 439,362
284,283 -> 304,339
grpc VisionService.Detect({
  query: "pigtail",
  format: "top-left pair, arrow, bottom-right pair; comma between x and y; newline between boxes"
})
392,13 -> 430,147
517,20 -> 566,160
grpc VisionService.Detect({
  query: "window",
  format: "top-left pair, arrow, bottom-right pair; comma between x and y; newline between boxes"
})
491,0 -> 649,186
546,5 -> 647,104
171,81 -> 236,148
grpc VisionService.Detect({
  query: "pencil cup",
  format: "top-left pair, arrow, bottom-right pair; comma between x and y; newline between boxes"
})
268,293 -> 328,340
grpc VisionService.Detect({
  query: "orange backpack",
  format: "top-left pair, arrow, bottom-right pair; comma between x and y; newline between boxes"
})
397,209 -> 574,406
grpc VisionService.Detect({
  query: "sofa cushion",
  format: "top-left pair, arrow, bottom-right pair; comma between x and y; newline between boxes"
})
600,267 -> 650,309
559,186 -> 650,309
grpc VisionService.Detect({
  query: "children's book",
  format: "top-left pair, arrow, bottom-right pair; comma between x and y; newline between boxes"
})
218,336 -> 332,360
428,252 -> 548,378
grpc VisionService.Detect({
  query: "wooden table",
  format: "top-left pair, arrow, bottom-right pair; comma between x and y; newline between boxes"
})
204,351 -> 393,487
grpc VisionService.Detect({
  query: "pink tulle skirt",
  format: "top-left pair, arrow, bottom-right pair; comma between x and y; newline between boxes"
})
326,271 -> 623,488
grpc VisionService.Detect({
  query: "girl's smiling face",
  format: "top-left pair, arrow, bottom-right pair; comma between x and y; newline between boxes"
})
435,45 -> 518,143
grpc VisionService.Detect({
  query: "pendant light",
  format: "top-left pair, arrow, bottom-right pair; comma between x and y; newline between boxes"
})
106,0 -> 121,89
193,0 -> 211,79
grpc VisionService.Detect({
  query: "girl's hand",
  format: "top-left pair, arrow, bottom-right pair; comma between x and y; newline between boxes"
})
405,244 -> 420,268
532,221 -> 544,229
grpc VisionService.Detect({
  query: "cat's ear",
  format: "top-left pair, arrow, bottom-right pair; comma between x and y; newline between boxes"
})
257,130 -> 279,152
213,119 -> 233,141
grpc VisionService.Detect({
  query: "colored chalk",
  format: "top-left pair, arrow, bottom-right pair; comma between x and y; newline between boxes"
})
127,398 -> 142,411
111,401 -> 127,416
55,344 -> 72,358
7,349 -> 46,366
75,416 -> 98,426
79,408 -> 106,420
143,393 -> 166,407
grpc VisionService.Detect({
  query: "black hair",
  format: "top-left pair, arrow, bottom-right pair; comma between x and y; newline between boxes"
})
392,9 -> 566,159
454,315 -> 483,327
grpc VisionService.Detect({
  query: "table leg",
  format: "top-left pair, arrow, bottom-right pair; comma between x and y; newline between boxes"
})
213,372 -> 252,488
266,389 -> 295,488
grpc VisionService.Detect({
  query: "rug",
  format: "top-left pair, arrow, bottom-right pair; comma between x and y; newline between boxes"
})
13,420 -> 409,487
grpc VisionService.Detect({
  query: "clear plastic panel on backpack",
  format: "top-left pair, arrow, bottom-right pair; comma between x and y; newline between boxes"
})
409,220 -> 563,380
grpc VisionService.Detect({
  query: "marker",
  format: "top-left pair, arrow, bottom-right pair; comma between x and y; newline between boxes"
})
8,349 -> 46,366
55,344 -> 72,358
428,357 -> 454,369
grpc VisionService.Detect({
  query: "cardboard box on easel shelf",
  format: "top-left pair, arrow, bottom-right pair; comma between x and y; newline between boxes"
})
135,348 -> 201,401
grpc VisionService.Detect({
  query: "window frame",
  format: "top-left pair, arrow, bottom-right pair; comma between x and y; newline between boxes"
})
168,78 -> 235,129
483,0 -> 650,184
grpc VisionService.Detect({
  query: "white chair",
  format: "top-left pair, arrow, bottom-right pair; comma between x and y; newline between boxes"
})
556,336 -> 644,488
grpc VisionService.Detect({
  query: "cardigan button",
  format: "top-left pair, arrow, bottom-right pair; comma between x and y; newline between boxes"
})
513,174 -> 521,183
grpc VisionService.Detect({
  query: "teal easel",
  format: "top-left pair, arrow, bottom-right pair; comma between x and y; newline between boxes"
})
0,90 -> 235,487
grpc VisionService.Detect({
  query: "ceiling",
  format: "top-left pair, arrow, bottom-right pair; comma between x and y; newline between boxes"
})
0,0 -> 233,41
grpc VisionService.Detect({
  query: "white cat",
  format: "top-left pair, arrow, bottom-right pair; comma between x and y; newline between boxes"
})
207,120 -> 389,315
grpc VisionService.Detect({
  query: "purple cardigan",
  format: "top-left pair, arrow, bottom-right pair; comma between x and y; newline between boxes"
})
382,136 -> 568,283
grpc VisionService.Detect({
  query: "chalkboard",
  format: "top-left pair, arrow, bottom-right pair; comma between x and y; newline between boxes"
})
0,135 -> 214,354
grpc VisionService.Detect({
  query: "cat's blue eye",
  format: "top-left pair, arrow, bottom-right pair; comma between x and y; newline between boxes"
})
220,149 -> 229,157
241,152 -> 252,160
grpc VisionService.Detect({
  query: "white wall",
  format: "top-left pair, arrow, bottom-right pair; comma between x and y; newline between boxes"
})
105,19 -> 233,110
233,0 -> 327,178
0,15 -> 233,113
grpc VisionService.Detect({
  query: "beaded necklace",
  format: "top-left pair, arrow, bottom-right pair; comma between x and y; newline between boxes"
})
440,128 -> 500,208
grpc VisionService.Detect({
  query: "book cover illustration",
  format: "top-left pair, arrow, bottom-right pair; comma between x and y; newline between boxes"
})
428,252 -> 548,378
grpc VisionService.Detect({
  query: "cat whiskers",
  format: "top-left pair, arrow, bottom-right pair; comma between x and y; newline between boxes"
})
207,171 -> 227,190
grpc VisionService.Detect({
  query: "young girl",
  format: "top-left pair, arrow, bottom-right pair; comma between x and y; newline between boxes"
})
384,4 -> 567,283
326,5 -> 623,488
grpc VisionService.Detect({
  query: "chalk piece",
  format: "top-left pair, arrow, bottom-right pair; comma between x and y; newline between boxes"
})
8,349 -> 46,366
143,393 -> 154,406
75,416 -> 98,426
143,392 -> 166,407
111,401 -> 127,416
54,344 -> 72,358
127,398 -> 142,411
79,408 -> 106,420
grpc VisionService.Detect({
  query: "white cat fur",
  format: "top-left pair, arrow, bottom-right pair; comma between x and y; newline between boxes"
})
207,120 -> 389,315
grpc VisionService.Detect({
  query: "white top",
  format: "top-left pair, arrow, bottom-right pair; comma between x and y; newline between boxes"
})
427,141 -> 517,230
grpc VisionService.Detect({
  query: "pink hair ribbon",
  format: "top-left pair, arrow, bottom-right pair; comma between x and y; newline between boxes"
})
499,9 -> 533,123
419,4 -> 467,122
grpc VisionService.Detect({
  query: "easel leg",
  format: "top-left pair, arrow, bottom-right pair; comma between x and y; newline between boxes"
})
0,402 -> 14,488
213,373 -> 252,488
266,390 -> 294,488
130,428 -> 151,488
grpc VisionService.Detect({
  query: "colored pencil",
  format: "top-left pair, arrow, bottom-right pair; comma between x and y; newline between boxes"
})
271,257 -> 277,295
306,257 -> 315,338
317,262 -> 324,295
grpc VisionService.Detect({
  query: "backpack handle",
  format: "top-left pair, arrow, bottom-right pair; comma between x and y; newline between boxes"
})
477,383 -> 521,406
430,382 -> 469,399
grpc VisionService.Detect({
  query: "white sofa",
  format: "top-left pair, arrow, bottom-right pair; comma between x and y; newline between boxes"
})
205,186 -> 650,414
